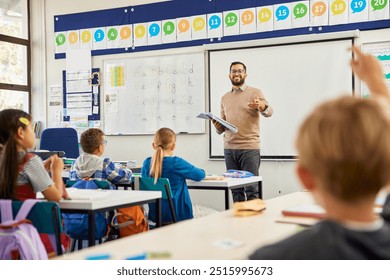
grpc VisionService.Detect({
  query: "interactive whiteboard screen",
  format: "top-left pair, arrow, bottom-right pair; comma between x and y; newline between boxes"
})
209,39 -> 353,159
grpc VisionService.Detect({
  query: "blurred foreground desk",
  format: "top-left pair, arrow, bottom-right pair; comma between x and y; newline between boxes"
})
187,176 -> 263,210
55,191 -> 313,260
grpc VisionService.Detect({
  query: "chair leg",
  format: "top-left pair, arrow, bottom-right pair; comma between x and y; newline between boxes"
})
70,239 -> 76,252
164,184 -> 177,223
77,239 -> 83,250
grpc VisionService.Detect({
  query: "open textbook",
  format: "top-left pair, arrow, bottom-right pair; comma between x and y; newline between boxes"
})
197,112 -> 238,133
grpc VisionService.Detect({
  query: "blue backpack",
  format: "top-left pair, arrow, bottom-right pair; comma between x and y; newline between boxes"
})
62,180 -> 109,240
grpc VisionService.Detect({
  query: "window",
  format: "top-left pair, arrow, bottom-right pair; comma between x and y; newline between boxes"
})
0,0 -> 30,112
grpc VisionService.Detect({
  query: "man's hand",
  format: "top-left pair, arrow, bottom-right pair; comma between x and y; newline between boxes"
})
212,119 -> 224,131
248,95 -> 266,111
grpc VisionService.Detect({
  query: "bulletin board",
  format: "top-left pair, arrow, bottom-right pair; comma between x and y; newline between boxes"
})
103,52 -> 205,135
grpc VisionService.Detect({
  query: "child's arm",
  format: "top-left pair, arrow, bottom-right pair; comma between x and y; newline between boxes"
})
104,158 -> 133,184
42,155 -> 65,201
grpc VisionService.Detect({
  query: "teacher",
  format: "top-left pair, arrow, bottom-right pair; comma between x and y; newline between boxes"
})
213,61 -> 273,202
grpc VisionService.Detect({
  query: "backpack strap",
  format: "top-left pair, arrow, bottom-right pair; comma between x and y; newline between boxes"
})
0,200 -> 13,223
15,199 -> 39,221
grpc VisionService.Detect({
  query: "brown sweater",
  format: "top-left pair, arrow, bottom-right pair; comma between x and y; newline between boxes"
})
218,84 -> 273,149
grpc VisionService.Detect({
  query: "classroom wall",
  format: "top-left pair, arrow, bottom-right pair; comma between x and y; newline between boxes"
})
30,0 -> 390,210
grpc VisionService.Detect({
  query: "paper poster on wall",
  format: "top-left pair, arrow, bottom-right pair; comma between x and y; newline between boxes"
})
148,21 -> 162,45
67,30 -> 80,49
134,23 -> 148,46
329,0 -> 349,25
310,0 -> 329,26
223,10 -> 240,36
368,0 -> 390,21
176,17 -> 192,42
256,6 -> 274,32
105,62 -> 126,90
348,0 -> 369,23
49,85 -> 62,107
274,3 -> 292,30
207,13 -> 223,38
162,19 -> 177,44
192,15 -> 207,40
291,1 -> 310,28
105,93 -> 119,113
55,31 -> 67,54
80,29 -> 93,49
92,27 -> 107,50
239,8 -> 256,34
361,41 -> 390,98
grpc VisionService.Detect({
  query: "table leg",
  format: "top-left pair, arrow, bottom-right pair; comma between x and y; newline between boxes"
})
88,211 -> 95,247
155,198 -> 162,228
224,189 -> 230,210
258,180 -> 263,199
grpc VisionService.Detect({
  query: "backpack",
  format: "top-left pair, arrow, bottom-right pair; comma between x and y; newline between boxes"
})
62,180 -> 108,240
0,199 -> 48,260
110,206 -> 148,237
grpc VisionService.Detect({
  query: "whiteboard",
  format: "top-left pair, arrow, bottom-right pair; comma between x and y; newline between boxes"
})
103,52 -> 205,135
209,39 -> 353,159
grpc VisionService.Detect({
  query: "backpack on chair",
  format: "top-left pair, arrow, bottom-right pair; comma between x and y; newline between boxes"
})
110,206 -> 148,237
0,199 -> 48,260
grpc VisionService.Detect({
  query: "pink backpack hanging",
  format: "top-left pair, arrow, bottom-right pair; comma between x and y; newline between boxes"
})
0,199 -> 48,260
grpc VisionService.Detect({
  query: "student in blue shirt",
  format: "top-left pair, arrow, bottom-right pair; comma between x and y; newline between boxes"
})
142,127 -> 206,224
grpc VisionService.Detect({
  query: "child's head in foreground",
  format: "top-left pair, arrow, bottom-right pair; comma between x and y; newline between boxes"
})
295,96 -> 390,204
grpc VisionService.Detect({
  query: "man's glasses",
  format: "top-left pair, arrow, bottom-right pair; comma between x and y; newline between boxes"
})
102,140 -> 108,145
230,69 -> 245,74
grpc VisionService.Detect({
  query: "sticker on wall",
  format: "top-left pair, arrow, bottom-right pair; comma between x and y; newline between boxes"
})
80,29 -> 93,49
274,3 -> 292,30
134,22 -> 148,47
256,6 -> 274,32
162,19 -> 176,44
148,21 -> 162,45
207,13 -> 223,39
92,27 -> 107,50
349,0 -> 369,23
292,1 -> 310,28
329,0 -> 349,25
192,15 -> 207,40
176,17 -> 192,42
118,25 -> 133,49
310,0 -> 329,26
55,31 -> 67,54
223,10 -> 240,36
240,8 -> 256,34
369,0 -> 390,21
67,30 -> 80,49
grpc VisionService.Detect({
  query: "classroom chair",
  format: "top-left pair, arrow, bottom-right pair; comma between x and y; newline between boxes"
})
64,180 -> 111,251
40,127 -> 79,159
0,200 -> 64,256
133,177 -> 177,224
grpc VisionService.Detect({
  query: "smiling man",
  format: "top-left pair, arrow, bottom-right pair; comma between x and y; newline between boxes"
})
212,61 -> 273,202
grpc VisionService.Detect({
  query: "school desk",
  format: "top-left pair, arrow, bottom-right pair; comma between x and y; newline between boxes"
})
57,189 -> 162,247
54,191 -> 314,260
187,176 -> 263,210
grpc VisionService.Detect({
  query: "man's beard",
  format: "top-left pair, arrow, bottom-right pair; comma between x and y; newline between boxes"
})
231,78 -> 245,86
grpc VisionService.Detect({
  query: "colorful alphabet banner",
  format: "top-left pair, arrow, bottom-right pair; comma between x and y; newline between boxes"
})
54,0 -> 390,59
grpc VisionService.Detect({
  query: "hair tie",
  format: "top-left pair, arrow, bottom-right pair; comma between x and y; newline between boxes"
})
19,117 -> 30,126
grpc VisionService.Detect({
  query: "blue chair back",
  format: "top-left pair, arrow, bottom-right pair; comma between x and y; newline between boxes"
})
40,128 -> 79,158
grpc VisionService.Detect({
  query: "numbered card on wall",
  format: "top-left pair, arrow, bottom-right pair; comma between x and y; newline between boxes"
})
148,21 -> 162,45
67,30 -> 80,49
162,19 -> 177,44
292,1 -> 310,28
240,8 -> 256,34
349,0 -> 369,22
118,25 -> 132,49
256,6 -> 274,32
310,0 -> 329,26
176,17 -> 192,42
207,13 -> 223,38
223,10 -> 240,36
192,15 -> 207,40
274,3 -> 292,30
369,0 -> 390,21
106,26 -> 120,49
55,31 -> 67,54
92,27 -> 107,50
329,0 -> 349,25
134,23 -> 148,47
80,29 -> 93,49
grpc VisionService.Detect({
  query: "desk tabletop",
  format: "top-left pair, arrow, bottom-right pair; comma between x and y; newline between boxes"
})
186,176 -> 262,187
56,191 -> 313,260
58,189 -> 161,210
